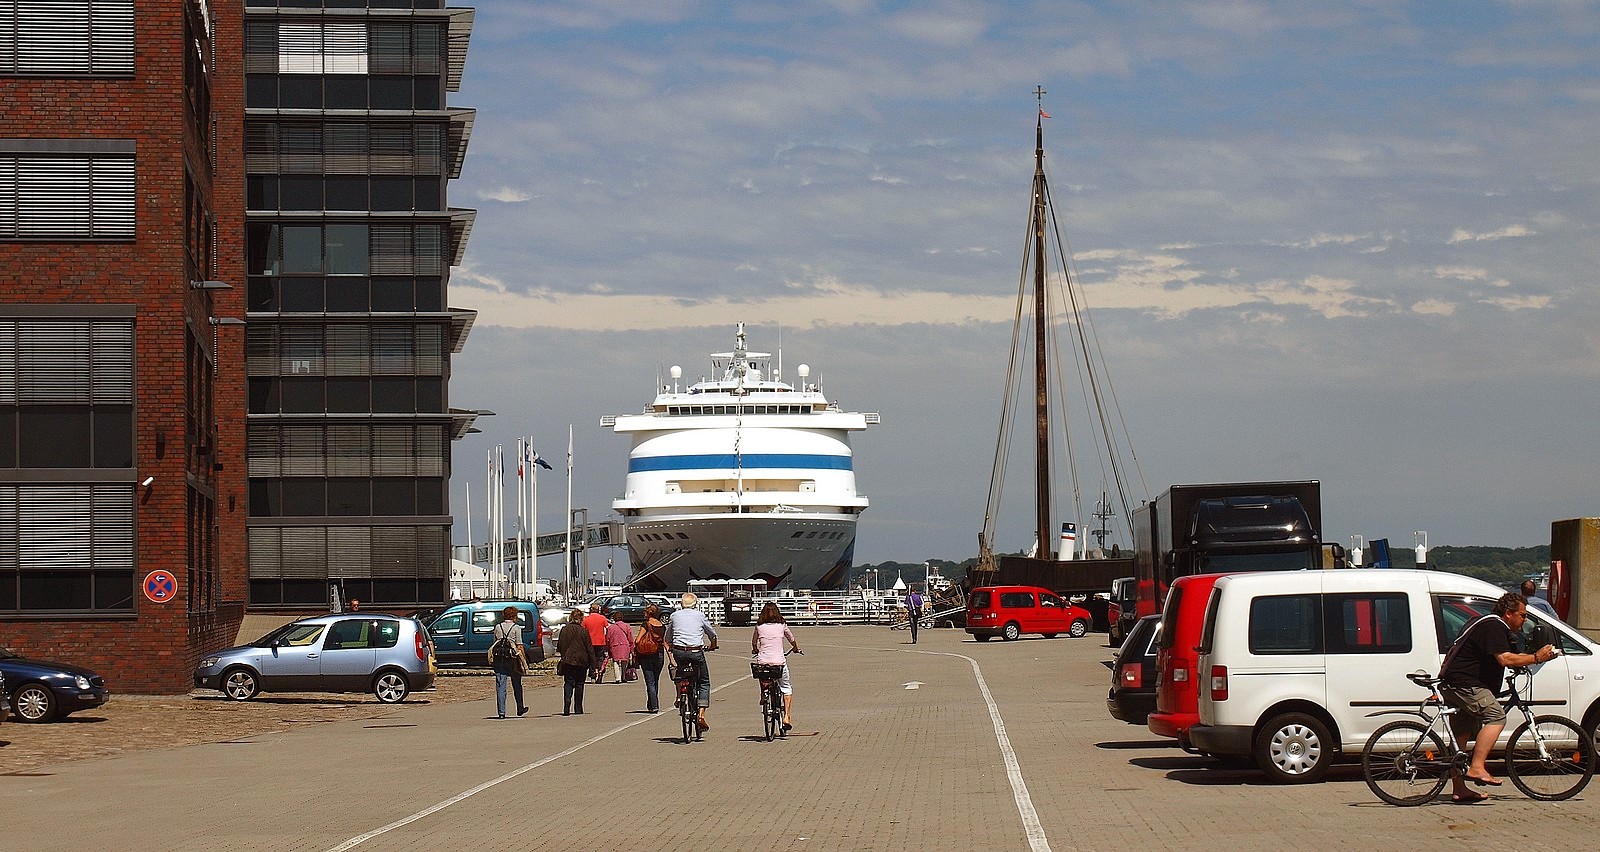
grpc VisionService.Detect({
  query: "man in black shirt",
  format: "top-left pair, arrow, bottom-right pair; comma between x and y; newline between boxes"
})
1440,593 -> 1557,799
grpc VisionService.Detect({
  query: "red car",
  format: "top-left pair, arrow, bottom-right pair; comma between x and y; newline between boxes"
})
966,585 -> 1093,641
1147,573 -> 1227,747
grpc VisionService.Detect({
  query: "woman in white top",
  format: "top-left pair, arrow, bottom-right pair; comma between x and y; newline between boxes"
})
491,606 -> 527,719
751,602 -> 801,730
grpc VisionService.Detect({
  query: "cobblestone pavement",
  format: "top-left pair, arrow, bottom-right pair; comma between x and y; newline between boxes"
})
0,665 -> 561,774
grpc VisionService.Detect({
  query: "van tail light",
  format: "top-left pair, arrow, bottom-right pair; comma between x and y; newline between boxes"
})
415,630 -> 427,662
1119,663 -> 1143,689
1172,664 -> 1189,683
1209,665 -> 1229,701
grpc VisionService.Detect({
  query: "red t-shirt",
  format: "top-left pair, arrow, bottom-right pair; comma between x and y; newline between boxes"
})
582,612 -> 609,646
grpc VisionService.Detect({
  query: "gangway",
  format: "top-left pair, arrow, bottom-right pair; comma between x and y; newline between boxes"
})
469,519 -> 625,563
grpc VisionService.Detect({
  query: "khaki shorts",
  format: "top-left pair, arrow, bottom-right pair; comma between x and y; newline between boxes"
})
1441,684 -> 1507,738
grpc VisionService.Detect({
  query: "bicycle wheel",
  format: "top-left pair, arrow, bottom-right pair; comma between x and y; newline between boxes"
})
1362,719 -> 1452,806
775,684 -> 787,739
1505,715 -> 1595,801
763,687 -> 777,742
679,683 -> 695,744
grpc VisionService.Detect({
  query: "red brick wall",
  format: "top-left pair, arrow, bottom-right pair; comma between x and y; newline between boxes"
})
0,0 -> 246,694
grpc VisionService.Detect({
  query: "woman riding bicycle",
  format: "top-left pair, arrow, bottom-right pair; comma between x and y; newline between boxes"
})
751,602 -> 802,731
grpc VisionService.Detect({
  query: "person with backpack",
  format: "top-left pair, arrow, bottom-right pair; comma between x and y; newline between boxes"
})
634,603 -> 668,712
490,606 -> 528,719
904,587 -> 925,644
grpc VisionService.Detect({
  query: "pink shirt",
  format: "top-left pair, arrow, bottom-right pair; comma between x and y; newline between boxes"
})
754,622 -> 795,665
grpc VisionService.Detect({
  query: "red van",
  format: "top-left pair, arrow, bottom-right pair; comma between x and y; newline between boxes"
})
1146,573 -> 1227,748
966,585 -> 1093,641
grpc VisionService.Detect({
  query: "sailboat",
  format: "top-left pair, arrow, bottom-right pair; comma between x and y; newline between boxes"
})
972,90 -> 1146,594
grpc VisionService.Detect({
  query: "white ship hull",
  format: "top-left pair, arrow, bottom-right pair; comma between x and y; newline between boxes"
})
605,325 -> 877,592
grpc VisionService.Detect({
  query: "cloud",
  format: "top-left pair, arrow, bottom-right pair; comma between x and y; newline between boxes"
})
478,186 -> 532,203
1447,224 -> 1535,243
1478,293 -> 1552,311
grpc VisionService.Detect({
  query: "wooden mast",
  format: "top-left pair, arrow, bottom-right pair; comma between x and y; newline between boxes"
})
1031,86 -> 1051,560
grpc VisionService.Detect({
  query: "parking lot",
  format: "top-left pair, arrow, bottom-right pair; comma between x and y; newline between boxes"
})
3,627 -> 1599,851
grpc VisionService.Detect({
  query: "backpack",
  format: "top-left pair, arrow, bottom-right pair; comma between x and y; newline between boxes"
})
490,632 -> 518,665
636,620 -> 663,656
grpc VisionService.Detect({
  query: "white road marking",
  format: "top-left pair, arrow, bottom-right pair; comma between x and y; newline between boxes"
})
324,676 -> 748,852
903,680 -> 924,689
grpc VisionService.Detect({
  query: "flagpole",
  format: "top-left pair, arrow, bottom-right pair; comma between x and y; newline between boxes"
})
485,448 -> 494,596
529,437 -> 539,596
572,426 -> 579,598
464,479 -> 473,598
515,437 -> 525,597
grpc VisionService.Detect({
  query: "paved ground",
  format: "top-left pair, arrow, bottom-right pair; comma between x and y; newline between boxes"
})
2,626 -> 1597,851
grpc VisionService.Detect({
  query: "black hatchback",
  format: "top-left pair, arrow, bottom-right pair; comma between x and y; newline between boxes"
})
1106,614 -> 1160,725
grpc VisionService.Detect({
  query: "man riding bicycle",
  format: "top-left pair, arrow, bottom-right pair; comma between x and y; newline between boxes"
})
667,592 -> 719,732
1440,592 -> 1558,800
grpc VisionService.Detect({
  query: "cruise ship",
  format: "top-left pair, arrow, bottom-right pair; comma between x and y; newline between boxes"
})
603,325 -> 878,592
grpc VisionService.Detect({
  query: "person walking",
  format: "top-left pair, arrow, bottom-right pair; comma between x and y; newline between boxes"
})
605,610 -> 636,683
490,606 -> 528,719
905,586 -> 925,643
667,592 -> 718,732
582,603 -> 610,684
634,603 -> 668,712
751,602 -> 801,730
556,607 -> 595,715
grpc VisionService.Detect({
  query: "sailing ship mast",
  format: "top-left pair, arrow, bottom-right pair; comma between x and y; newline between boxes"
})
1029,86 -> 1052,562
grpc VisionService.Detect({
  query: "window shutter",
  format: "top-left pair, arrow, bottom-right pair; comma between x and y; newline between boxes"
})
243,20 -> 277,74
415,225 -> 443,276
370,225 -> 411,274
247,424 -> 282,477
372,425 -> 415,476
247,528 -> 284,579
327,526 -> 370,577
372,526 -> 417,578
281,424 -> 324,477
89,319 -> 132,403
326,424 -> 371,477
1,154 -> 134,239
322,22 -> 367,75
280,527 -> 327,578
90,155 -> 133,238
323,123 -> 368,175
370,124 -> 412,175
0,484 -> 130,572
19,320 -> 91,403
277,22 -> 322,74
416,425 -> 446,477
368,22 -> 410,74
324,324 -> 368,376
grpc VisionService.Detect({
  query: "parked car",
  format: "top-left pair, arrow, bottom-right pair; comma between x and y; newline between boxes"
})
589,592 -> 679,624
194,614 -> 436,703
1147,573 -> 1228,750
1190,569 -> 1600,784
426,600 -> 553,666
0,645 -> 111,722
966,585 -> 1093,641
1107,614 -> 1161,724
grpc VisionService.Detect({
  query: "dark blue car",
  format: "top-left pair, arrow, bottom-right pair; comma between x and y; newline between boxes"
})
0,646 -> 110,723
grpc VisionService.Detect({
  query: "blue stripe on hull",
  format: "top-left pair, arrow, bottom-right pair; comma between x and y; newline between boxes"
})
628,453 -> 852,473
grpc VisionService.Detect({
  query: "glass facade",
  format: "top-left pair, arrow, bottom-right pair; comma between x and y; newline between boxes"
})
243,3 -> 476,609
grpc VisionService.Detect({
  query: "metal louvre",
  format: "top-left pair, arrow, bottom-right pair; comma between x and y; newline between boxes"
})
246,424 -> 447,479
0,317 -> 131,404
245,122 -> 446,177
0,484 -> 132,571
246,424 -> 281,477
0,154 -> 134,239
247,525 -> 445,581
279,426 -> 323,477
243,19 -> 276,74
1,0 -> 134,75
326,424 -> 370,477
372,424 -> 416,477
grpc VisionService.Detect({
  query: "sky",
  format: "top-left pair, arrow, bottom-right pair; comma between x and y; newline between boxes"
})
445,0 -> 1600,571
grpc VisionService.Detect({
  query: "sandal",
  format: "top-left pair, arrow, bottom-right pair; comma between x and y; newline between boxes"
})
1450,791 -> 1488,804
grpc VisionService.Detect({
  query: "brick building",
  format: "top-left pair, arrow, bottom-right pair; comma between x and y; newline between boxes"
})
0,0 -> 248,692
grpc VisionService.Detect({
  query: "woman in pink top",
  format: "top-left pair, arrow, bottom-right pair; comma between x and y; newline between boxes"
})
604,611 -> 635,683
751,603 -> 801,729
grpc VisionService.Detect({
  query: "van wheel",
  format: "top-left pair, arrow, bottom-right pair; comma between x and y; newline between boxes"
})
1001,622 -> 1021,641
1254,712 -> 1332,784
1068,619 -> 1089,638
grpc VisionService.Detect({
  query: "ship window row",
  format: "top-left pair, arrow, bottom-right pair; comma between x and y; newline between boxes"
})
245,19 -> 445,76
249,476 -> 446,518
0,153 -> 134,240
248,376 -> 444,414
249,275 -> 445,313
246,122 -> 448,176
638,532 -> 691,542
0,484 -> 134,614
247,422 -> 447,478
0,0 -> 133,75
790,531 -> 847,540
247,222 -> 447,277
664,404 -> 815,416
245,322 -> 446,377
250,175 -> 445,213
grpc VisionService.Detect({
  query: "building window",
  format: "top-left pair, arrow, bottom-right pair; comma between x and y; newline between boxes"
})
246,523 -> 447,608
0,484 -> 135,613
0,0 -> 135,76
0,150 -> 135,240
0,318 -> 134,468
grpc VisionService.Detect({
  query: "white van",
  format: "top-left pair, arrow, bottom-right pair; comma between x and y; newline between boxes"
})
1189,569 -> 1599,783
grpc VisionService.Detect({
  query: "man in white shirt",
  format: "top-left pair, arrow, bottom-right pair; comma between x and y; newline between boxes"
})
667,593 -> 719,731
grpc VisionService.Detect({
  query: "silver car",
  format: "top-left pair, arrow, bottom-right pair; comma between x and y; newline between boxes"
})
193,613 -> 436,704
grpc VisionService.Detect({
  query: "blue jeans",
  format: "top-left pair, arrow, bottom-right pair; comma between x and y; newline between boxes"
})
639,651 -> 664,711
671,648 -> 711,706
494,671 -> 524,716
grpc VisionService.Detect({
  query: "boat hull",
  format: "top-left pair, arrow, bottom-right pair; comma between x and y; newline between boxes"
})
624,513 -> 856,592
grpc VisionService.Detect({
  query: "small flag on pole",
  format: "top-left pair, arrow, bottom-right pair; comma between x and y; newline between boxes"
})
531,452 -> 553,470
1039,108 -> 1051,119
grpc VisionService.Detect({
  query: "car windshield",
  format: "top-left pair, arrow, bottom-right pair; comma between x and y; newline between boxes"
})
251,622 -> 327,648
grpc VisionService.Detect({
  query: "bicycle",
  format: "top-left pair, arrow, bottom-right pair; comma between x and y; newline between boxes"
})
672,656 -> 703,744
1361,667 -> 1595,805
751,649 -> 802,742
